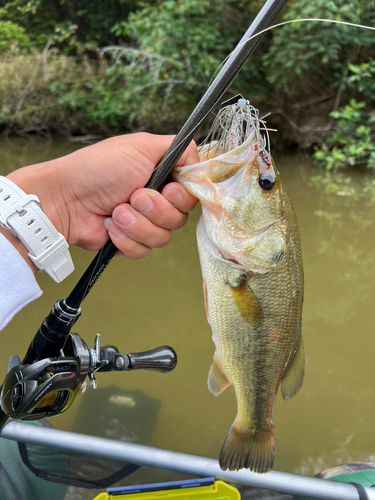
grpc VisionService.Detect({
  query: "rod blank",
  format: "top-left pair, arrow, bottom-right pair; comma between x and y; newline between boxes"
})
66,0 -> 288,309
146,0 -> 287,189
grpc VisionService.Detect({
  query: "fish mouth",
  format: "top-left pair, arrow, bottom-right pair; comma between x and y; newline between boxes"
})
198,127 -> 256,160
173,128 -> 257,176
199,99 -> 266,157
174,98 -> 272,183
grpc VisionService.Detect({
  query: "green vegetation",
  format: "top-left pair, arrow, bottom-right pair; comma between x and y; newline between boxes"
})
313,61 -> 375,172
0,0 -> 374,183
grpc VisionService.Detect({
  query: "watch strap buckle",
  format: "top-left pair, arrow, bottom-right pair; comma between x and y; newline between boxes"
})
0,194 -> 40,235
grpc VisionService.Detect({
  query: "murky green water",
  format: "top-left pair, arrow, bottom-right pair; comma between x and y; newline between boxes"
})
1,137 -> 375,478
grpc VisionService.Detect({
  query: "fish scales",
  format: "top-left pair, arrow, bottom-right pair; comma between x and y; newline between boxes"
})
173,100 -> 304,474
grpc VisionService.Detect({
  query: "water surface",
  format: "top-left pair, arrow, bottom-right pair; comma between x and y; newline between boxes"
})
1,137 -> 374,477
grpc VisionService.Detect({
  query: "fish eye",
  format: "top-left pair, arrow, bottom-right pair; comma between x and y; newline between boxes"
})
259,173 -> 275,191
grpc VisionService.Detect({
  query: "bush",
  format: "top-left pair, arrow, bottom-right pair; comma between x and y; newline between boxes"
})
313,60 -> 375,171
0,47 -> 104,135
0,20 -> 30,50
92,0 -> 267,131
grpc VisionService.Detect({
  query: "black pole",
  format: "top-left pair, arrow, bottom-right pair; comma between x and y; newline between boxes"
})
66,238 -> 117,308
66,0 -> 287,310
146,0 -> 287,189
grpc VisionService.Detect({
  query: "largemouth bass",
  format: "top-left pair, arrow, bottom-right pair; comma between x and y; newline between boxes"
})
173,99 -> 304,474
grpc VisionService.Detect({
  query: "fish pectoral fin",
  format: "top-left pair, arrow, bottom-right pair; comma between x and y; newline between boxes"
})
228,280 -> 263,328
280,336 -> 305,401
207,356 -> 231,396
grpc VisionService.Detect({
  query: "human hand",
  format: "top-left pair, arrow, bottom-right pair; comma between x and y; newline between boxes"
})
5,133 -> 199,269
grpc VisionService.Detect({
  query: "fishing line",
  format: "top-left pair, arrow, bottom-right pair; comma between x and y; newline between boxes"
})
5,4 -> 371,427
209,18 -> 375,86
154,17 -> 375,176
70,13 -> 375,309
41,7 -> 375,324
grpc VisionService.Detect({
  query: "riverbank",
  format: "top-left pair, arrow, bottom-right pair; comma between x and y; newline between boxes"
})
0,48 -> 336,152
1,0 -> 374,169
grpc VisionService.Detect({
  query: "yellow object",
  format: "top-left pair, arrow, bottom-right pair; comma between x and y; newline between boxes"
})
93,480 -> 240,500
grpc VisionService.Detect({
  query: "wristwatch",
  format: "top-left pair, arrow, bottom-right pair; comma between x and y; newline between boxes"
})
0,176 -> 74,283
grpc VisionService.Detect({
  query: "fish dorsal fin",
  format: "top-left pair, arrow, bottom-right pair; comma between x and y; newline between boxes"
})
208,355 -> 231,396
280,336 -> 305,401
228,280 -> 263,328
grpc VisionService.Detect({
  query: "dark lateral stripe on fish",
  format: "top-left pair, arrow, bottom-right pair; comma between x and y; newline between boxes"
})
252,352 -> 277,431
228,279 -> 276,433
228,281 -> 264,328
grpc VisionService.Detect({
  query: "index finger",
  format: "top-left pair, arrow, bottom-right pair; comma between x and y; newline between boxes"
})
161,182 -> 198,214
175,140 -> 200,167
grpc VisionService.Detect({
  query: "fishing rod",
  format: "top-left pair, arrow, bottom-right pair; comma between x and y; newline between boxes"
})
0,0 -> 287,426
66,0 -> 287,309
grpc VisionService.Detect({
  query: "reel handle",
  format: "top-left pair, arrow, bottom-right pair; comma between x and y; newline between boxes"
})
128,346 -> 177,373
98,345 -> 177,373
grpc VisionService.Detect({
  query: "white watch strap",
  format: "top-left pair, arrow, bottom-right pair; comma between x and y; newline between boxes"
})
0,176 -> 74,283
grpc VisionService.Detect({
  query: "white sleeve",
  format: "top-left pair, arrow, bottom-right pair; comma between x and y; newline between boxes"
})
0,233 -> 42,331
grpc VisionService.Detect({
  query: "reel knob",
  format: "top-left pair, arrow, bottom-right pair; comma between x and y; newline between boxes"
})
127,346 -> 177,373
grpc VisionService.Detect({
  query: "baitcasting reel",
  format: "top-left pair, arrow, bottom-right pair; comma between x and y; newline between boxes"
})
0,333 -> 177,421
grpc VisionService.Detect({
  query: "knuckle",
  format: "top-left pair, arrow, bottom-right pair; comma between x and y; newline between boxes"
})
116,235 -> 151,260
173,214 -> 188,230
188,139 -> 198,151
155,231 -> 172,248
128,247 -> 152,260
124,246 -> 151,260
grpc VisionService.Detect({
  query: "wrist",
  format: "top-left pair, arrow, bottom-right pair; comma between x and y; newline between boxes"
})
7,158 -> 70,242
0,165 -> 75,282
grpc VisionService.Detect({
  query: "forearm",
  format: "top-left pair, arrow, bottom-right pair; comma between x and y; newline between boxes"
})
1,133 -> 200,270
0,133 -> 199,329
0,160 -> 69,328
0,225 -> 38,274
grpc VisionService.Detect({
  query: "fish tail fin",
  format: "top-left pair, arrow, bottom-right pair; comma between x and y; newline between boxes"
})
219,423 -> 275,473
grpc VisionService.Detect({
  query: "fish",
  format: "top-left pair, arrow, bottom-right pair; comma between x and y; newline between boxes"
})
173,99 -> 304,474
